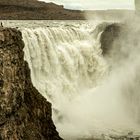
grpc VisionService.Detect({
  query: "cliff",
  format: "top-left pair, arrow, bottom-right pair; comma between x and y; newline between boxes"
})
0,28 -> 62,140
100,23 -> 121,55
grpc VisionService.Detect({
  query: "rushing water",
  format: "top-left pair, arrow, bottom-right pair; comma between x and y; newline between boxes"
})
3,20 -> 140,139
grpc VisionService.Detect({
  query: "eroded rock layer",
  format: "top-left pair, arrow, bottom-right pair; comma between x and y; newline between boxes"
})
0,28 -> 62,140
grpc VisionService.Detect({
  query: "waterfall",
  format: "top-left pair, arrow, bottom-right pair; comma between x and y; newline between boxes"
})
22,26 -> 106,100
22,23 -> 140,139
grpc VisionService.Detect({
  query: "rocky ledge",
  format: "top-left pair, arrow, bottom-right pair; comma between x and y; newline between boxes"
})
0,28 -> 62,140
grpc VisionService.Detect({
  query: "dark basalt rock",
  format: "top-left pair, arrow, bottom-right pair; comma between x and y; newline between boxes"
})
0,28 -> 63,140
100,23 -> 121,55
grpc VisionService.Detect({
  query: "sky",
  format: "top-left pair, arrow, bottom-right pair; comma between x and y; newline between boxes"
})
39,0 -> 135,10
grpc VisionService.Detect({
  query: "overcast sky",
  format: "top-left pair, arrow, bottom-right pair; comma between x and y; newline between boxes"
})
39,0 -> 135,10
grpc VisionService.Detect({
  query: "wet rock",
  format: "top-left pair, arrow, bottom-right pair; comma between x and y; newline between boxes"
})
0,28 -> 62,140
100,23 -> 121,55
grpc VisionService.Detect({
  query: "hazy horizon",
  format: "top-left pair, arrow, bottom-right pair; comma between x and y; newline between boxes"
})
39,0 -> 135,10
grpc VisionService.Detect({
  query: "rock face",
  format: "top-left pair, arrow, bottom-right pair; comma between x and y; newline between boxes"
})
0,28 -> 62,140
100,23 -> 121,55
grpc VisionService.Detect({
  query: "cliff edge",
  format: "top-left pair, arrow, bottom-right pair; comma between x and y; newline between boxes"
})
0,28 -> 62,140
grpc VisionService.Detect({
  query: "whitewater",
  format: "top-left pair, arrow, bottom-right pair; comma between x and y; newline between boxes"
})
3,20 -> 140,139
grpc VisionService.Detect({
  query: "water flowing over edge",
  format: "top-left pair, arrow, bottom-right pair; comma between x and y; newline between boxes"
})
18,21 -> 140,139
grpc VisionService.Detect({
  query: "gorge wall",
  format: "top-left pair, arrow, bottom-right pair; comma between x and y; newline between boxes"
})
0,28 -> 62,140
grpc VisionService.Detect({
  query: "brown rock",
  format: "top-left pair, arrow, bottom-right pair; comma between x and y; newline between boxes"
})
100,23 -> 121,55
0,28 -> 63,140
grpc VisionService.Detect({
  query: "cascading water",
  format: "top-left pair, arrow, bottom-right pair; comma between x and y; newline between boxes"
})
22,26 -> 106,100
21,22 -> 140,139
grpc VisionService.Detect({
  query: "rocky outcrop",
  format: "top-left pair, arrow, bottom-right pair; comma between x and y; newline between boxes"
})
0,28 -> 62,140
100,23 -> 121,55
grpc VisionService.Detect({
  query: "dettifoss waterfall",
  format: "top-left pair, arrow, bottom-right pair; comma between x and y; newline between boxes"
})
19,21 -> 140,139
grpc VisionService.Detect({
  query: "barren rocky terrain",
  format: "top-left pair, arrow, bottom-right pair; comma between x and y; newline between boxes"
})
0,0 -> 135,20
